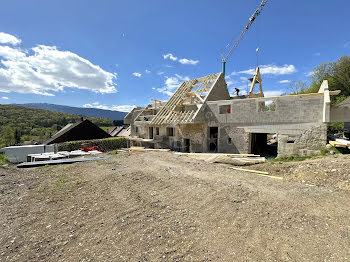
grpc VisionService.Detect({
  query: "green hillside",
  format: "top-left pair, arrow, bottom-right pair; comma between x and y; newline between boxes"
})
0,104 -> 116,147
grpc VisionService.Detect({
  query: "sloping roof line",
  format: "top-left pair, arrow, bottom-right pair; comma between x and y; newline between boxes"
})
110,126 -> 124,136
150,73 -> 220,125
45,121 -> 82,145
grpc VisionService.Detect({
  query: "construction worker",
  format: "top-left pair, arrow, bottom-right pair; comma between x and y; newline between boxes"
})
235,88 -> 240,96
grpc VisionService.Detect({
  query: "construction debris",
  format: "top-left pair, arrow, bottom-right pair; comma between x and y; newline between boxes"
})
17,156 -> 111,168
129,146 -> 171,153
176,152 -> 265,166
27,150 -> 102,162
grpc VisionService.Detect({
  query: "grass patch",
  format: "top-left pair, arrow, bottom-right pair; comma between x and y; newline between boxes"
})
269,155 -> 315,163
38,164 -> 50,169
76,178 -> 87,185
0,153 -> 8,165
55,177 -> 69,188
37,186 -> 46,192
110,150 -> 119,155
320,145 -> 341,156
269,145 -> 347,163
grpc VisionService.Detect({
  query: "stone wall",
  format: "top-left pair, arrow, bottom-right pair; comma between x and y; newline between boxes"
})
218,124 -> 250,154
277,123 -> 327,157
178,124 -> 206,152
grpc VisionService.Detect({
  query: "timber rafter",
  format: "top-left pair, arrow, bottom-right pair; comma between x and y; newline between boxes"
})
150,73 -> 220,125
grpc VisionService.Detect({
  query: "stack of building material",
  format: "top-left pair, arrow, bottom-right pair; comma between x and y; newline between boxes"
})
329,138 -> 350,149
175,152 -> 265,166
129,146 -> 171,153
27,150 -> 103,162
0,144 -> 57,163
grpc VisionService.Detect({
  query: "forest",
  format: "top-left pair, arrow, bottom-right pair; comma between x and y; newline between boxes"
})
0,105 -> 119,148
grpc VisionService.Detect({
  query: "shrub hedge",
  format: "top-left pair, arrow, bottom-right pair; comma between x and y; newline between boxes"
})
57,137 -> 128,152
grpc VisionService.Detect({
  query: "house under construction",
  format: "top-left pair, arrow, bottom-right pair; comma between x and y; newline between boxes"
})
125,71 -> 350,157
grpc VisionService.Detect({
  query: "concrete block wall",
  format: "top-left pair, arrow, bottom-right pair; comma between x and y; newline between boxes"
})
205,95 -> 324,125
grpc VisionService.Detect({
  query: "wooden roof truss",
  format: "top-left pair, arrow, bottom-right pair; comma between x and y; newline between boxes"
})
151,73 -> 220,125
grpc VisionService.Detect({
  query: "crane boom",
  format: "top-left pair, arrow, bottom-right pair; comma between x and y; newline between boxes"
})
222,0 -> 268,75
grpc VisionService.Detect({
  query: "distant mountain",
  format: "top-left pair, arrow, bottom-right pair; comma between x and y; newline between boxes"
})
15,103 -> 127,120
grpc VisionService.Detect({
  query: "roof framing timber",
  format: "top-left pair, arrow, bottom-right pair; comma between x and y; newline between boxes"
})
151,73 -> 220,125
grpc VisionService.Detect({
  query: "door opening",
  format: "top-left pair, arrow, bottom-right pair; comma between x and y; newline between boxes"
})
251,133 -> 277,158
209,127 -> 218,152
184,139 -> 190,153
149,127 -> 154,139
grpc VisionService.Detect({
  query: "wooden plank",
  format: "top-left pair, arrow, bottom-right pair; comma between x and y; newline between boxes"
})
230,167 -> 283,180
329,141 -> 347,148
174,152 -> 260,157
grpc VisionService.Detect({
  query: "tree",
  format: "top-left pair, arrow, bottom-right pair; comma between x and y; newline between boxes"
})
14,129 -> 21,145
0,126 -> 15,147
288,81 -> 308,94
308,56 -> 350,102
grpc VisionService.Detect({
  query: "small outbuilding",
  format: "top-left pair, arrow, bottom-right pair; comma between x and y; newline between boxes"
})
45,119 -> 110,145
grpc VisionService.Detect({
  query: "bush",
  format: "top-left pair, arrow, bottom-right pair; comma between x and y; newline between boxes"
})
0,153 -> 9,165
57,137 -> 128,152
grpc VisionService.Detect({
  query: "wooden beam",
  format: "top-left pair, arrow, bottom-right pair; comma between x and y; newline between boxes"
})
230,167 -> 283,180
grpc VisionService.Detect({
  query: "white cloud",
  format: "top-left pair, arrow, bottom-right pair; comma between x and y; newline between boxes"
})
344,41 -> 350,48
163,53 -> 199,65
1,96 -> 9,100
238,64 -> 297,76
0,32 -> 21,45
0,34 -> 117,96
312,52 -> 321,56
83,102 -> 136,112
83,103 -> 109,110
229,71 -> 239,77
306,71 -> 314,77
163,53 -> 178,61
264,90 -> 285,97
157,71 -> 165,75
133,72 -> 142,77
178,58 -> 199,65
157,74 -> 190,96
226,80 -> 234,86
111,105 -> 136,112
145,69 -> 151,74
0,46 -> 26,60
278,80 -> 290,84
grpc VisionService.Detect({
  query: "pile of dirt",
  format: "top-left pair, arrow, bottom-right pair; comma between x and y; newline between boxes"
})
249,154 -> 350,190
1,152 -> 350,261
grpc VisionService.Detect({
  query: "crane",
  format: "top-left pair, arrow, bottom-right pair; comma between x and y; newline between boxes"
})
222,0 -> 268,76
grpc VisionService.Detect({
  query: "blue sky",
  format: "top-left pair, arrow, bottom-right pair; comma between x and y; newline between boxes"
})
0,0 -> 349,112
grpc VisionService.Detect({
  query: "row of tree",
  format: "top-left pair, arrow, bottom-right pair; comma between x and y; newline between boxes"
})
289,55 -> 350,105
0,105 -> 116,148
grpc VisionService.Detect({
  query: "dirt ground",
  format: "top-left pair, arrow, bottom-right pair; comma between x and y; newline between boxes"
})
0,152 -> 350,261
